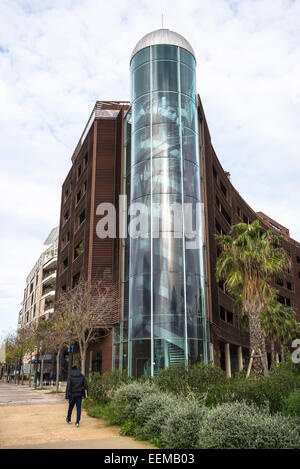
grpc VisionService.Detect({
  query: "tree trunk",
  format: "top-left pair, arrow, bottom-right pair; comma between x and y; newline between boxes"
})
21,361 -> 24,385
29,360 -> 32,387
40,356 -> 45,388
281,344 -> 285,363
81,345 -> 87,375
248,310 -> 268,376
270,339 -> 276,369
56,349 -> 61,391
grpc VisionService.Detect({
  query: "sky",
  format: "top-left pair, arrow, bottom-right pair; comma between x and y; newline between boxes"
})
0,0 -> 299,338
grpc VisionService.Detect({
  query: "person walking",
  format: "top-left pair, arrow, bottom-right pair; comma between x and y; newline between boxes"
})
65,365 -> 88,427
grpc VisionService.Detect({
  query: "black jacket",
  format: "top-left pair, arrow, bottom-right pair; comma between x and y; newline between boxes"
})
65,369 -> 88,399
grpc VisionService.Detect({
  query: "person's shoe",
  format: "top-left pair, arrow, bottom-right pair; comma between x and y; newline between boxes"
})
75,422 -> 80,428
66,418 -> 71,424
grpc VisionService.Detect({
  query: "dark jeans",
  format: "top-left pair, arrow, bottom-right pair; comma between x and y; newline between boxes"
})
67,396 -> 82,423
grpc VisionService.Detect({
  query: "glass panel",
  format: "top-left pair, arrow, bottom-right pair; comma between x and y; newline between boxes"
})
180,63 -> 196,98
132,126 -> 151,166
154,338 -> 185,374
182,128 -> 198,164
152,60 -> 178,92
153,270 -> 185,316
183,161 -> 200,200
132,63 -> 150,101
152,124 -> 180,159
188,339 -> 204,364
185,246 -> 201,275
130,237 -> 151,276
153,92 -> 179,125
152,193 -> 183,234
186,274 -> 203,317
152,44 -> 178,61
152,158 -> 181,195
180,48 -> 195,68
131,47 -> 150,71
131,160 -> 151,200
153,237 -> 183,274
133,95 -> 151,131
128,195 -> 151,235
131,340 -> 151,378
181,94 -> 197,132
130,274 -> 151,339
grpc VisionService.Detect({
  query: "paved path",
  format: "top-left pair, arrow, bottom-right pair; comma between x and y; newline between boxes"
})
0,382 -> 155,449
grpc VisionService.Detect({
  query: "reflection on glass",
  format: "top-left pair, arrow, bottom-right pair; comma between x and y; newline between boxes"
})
153,237 -> 183,273
131,47 -> 150,72
180,48 -> 195,68
188,339 -> 204,364
152,60 -> 178,92
180,63 -> 196,98
182,128 -> 198,164
132,63 -> 150,101
181,94 -> 197,132
152,92 -> 179,125
152,158 -> 181,195
131,160 -> 151,200
152,44 -> 178,61
152,124 -> 180,159
130,237 -> 151,276
133,95 -> 151,131
153,270 -> 185,316
132,126 -> 151,165
183,161 -> 200,200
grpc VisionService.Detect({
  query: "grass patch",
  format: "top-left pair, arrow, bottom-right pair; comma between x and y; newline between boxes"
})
47,390 -> 64,394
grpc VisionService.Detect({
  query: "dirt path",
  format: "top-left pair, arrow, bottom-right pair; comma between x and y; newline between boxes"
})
0,383 -> 155,449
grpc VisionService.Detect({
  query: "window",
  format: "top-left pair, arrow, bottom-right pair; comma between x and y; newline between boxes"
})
77,164 -> 82,179
243,215 -> 249,224
220,306 -> 226,321
79,209 -> 85,225
63,257 -> 68,270
237,207 -> 241,216
278,295 -> 285,305
84,152 -> 88,167
72,272 -> 80,288
298,272 -> 300,279
276,278 -> 284,286
64,209 -> 69,223
76,189 -> 81,204
227,311 -> 233,325
287,281 -> 292,291
286,298 -> 291,307
220,181 -> 227,198
83,181 -> 87,194
74,241 -> 83,260
216,219 -> 221,234
213,166 -> 217,180
221,205 -> 231,225
62,285 -> 67,292
297,256 -> 300,264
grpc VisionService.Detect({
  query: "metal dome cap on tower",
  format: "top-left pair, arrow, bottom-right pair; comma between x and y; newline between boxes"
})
130,28 -> 196,62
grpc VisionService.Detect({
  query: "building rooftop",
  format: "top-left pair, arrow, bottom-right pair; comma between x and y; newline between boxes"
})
131,28 -> 196,62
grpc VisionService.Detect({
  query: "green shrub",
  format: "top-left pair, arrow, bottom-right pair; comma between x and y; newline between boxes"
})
135,391 -> 181,441
205,363 -> 300,413
160,400 -> 209,449
88,370 -> 133,403
83,399 -> 105,419
107,381 -> 158,425
155,362 -> 225,396
198,401 -> 300,449
282,390 -> 300,417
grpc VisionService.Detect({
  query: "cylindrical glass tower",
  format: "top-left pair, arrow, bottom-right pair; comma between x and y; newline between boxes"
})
124,29 -> 208,377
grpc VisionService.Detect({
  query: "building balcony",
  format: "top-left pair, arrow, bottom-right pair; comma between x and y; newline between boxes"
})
41,289 -> 55,300
43,256 -> 57,270
42,272 -> 56,286
41,307 -> 54,316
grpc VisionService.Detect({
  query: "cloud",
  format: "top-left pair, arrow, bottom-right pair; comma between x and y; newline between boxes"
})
0,0 -> 299,335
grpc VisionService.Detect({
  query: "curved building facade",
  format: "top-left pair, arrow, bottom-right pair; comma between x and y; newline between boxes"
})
54,29 -> 300,378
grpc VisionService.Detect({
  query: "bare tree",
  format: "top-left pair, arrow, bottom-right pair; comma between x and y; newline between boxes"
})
47,308 -> 72,390
57,277 -> 119,374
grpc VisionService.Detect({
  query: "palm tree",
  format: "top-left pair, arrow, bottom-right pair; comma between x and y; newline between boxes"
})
216,220 -> 290,376
261,301 -> 297,367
